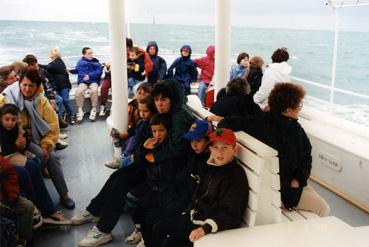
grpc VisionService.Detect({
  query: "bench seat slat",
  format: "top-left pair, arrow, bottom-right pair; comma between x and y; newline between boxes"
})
236,143 -> 265,176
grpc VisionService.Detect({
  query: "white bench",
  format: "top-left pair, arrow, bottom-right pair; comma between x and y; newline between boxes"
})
186,95 -> 319,228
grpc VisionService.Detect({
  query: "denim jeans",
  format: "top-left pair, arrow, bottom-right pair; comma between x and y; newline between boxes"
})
197,81 -> 209,105
55,95 -> 64,117
57,88 -> 74,116
119,155 -> 134,169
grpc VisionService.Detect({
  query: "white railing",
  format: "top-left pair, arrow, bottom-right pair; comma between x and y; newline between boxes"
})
290,75 -> 369,104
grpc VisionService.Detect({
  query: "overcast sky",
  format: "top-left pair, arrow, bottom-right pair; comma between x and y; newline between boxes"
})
1,0 -> 369,31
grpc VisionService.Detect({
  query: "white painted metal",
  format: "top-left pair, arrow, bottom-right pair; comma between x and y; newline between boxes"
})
327,0 -> 369,7
214,0 -> 231,98
330,8 -> 339,103
108,0 -> 128,157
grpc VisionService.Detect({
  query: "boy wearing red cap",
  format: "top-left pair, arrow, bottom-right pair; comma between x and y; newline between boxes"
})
150,128 -> 249,247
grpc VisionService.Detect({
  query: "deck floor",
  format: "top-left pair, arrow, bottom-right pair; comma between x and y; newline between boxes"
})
33,117 -> 369,246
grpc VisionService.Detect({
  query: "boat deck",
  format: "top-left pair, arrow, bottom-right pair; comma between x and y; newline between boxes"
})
33,117 -> 369,247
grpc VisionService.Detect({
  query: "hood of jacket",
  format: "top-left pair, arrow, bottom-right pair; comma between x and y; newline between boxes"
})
180,45 -> 192,58
206,45 -> 215,59
161,79 -> 187,114
146,41 -> 159,55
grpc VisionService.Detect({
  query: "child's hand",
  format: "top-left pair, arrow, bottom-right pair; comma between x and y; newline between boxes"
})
42,147 -> 50,161
189,227 -> 205,242
83,75 -> 90,81
144,137 -> 158,150
119,131 -> 128,139
15,135 -> 26,149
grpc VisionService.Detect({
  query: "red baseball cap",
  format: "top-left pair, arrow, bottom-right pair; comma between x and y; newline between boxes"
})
209,128 -> 237,147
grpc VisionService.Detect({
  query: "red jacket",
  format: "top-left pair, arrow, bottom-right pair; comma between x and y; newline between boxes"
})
194,45 -> 215,84
137,47 -> 153,75
0,156 -> 19,202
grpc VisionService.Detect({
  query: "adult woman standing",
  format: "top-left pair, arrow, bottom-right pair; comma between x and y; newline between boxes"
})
43,48 -> 75,124
0,67 -> 75,209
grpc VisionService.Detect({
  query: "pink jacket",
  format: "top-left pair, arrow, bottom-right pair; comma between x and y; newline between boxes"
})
194,45 -> 215,84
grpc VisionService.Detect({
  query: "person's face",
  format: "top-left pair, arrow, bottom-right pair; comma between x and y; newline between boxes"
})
154,96 -> 171,114
5,71 -> 18,85
181,50 -> 190,57
138,103 -> 153,121
240,57 -> 249,67
1,113 -> 18,130
209,141 -> 235,166
84,49 -> 94,60
129,52 -> 138,60
151,123 -> 168,144
135,88 -> 150,102
191,138 -> 208,154
148,46 -> 156,56
20,77 -> 38,99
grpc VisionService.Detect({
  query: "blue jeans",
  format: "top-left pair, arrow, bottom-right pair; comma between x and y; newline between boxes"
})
55,95 -> 64,117
15,159 -> 56,217
119,155 -> 134,169
197,81 -> 209,105
57,88 -> 74,116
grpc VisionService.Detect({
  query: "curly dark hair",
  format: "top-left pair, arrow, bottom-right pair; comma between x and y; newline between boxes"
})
19,67 -> 42,87
236,52 -> 250,64
268,82 -> 305,113
271,48 -> 289,63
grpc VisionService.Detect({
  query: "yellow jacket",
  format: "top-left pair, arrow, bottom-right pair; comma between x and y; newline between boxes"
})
0,85 -> 59,150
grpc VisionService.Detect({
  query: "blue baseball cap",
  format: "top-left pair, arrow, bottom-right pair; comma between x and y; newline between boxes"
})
183,120 -> 213,140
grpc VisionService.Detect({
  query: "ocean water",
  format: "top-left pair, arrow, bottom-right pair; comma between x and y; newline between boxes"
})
1,20 -> 369,125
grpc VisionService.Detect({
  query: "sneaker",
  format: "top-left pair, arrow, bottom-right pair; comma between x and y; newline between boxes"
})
78,226 -> 112,247
125,228 -> 142,244
71,210 -> 100,225
77,111 -> 84,123
32,208 -> 43,229
16,239 -> 27,247
44,210 -> 71,225
89,108 -> 97,122
59,133 -> 68,140
99,105 -> 106,117
104,158 -> 121,169
56,139 -> 68,150
69,115 -> 76,125
136,239 -> 145,247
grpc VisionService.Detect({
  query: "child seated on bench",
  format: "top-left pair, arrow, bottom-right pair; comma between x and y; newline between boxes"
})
150,128 -> 249,247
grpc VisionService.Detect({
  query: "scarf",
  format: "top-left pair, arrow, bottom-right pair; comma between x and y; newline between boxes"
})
2,83 -> 50,143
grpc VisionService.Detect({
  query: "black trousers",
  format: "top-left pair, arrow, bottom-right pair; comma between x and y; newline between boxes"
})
148,213 -> 197,247
86,165 -> 146,233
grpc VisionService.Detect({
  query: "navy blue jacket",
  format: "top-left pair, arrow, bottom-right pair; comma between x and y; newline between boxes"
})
146,41 -> 167,85
42,58 -> 71,91
167,46 -> 198,88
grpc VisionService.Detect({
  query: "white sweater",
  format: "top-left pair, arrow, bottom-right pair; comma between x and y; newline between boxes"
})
253,62 -> 292,109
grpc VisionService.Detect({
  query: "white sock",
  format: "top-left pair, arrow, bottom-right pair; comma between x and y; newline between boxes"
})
78,107 -> 83,114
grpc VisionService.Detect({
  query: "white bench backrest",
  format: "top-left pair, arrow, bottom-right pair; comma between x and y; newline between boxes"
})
186,95 -> 282,227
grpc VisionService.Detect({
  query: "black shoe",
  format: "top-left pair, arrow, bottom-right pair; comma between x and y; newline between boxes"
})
69,115 -> 76,125
60,197 -> 75,209
59,117 -> 69,129
55,140 -> 68,150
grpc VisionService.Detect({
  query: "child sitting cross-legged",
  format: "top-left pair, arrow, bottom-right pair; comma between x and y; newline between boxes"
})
150,128 -> 249,247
